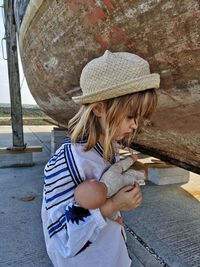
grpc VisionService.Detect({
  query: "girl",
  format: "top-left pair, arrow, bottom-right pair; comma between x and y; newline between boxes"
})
41,50 -> 160,267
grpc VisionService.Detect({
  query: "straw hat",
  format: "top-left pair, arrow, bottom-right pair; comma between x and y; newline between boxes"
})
72,50 -> 160,104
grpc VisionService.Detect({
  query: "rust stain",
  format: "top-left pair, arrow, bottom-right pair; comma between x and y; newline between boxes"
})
95,26 -> 129,48
102,0 -> 115,10
109,26 -> 129,45
95,34 -> 109,49
84,7 -> 107,26
81,0 -> 96,7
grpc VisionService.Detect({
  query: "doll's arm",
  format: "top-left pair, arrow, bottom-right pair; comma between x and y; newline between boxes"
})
123,169 -> 146,186
101,156 -> 139,197
101,156 -> 145,221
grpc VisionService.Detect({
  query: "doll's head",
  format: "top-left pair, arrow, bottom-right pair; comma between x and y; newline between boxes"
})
74,179 -> 107,209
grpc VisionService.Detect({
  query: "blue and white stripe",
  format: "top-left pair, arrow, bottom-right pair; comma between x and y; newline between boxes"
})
44,137 -> 105,240
47,213 -> 66,238
48,148 -> 65,165
64,144 -> 83,185
93,142 -> 104,158
44,144 -> 77,211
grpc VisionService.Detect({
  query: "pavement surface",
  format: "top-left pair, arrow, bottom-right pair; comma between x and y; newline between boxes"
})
0,126 -> 200,267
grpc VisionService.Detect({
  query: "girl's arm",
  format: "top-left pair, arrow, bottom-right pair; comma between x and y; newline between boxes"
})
43,145 -> 107,258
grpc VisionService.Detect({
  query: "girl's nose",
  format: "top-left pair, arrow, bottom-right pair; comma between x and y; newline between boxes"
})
131,119 -> 138,130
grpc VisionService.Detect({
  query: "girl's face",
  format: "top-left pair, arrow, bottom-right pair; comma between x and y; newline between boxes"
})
98,111 -> 139,142
89,90 -> 157,160
113,116 -> 138,141
93,101 -> 140,144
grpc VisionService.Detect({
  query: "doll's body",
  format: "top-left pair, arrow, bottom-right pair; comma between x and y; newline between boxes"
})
75,156 -> 146,214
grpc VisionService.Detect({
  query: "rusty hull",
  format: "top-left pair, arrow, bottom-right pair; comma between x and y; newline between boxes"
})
18,0 -> 200,172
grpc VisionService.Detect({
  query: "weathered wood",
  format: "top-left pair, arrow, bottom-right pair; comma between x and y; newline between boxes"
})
4,0 -> 24,147
132,143 -> 200,174
0,146 -> 42,154
15,0 -> 200,172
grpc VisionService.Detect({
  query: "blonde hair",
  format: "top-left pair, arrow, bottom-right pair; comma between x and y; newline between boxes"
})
68,89 -> 157,162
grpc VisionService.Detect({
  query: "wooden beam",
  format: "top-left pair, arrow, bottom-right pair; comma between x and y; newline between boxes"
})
131,143 -> 200,175
4,0 -> 24,147
0,146 -> 43,154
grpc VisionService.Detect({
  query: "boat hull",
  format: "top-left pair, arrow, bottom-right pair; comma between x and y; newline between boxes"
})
17,0 -> 200,172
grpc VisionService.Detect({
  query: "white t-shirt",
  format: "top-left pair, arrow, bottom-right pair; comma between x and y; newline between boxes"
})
41,138 -> 132,267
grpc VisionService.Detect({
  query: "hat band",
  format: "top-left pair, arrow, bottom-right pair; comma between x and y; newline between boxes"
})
73,73 -> 160,104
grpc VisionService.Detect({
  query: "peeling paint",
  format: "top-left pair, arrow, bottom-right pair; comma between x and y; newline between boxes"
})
43,57 -> 58,72
137,0 -> 162,14
36,93 -> 73,112
52,31 -> 65,43
123,0 -> 162,17
125,8 -> 137,18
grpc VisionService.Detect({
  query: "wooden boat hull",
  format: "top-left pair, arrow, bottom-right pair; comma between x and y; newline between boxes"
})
16,0 -> 200,172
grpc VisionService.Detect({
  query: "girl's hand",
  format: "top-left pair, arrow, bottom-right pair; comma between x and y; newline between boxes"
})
100,183 -> 142,219
111,182 -> 142,212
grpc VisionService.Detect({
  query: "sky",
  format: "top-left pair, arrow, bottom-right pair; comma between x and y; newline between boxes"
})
0,0 -> 36,105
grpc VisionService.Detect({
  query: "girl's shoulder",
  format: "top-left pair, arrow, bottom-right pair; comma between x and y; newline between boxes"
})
61,137 -> 104,158
61,136 -> 88,146
59,137 -> 110,180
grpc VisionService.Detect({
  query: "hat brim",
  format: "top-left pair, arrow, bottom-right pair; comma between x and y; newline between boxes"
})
72,73 -> 160,104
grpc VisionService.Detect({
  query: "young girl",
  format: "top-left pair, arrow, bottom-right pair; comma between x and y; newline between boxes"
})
41,50 -> 160,267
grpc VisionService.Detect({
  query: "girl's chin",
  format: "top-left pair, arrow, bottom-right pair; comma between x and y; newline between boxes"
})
114,132 -> 132,141
116,133 -> 131,140
115,135 -> 125,140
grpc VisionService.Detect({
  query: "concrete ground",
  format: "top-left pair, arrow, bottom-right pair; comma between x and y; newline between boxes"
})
0,126 -> 200,267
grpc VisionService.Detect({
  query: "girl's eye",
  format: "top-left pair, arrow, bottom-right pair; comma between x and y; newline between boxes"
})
127,116 -> 139,122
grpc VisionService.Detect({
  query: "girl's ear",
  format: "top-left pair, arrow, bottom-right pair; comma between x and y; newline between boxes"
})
92,102 -> 104,117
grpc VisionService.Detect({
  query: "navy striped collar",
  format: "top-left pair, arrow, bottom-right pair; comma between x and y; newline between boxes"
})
93,142 -> 104,158
62,136 -> 118,162
62,136 -> 104,158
